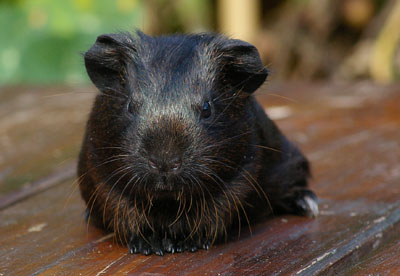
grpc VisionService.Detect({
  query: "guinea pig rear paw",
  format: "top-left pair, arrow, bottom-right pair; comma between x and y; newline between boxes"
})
293,189 -> 319,218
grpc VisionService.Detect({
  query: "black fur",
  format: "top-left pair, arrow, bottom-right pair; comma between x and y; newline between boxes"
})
78,31 -> 318,256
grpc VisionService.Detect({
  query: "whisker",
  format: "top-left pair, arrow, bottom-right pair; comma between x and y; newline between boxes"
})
115,170 -> 138,245
100,166 -> 132,226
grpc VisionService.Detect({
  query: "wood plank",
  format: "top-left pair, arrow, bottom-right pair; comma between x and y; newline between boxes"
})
0,83 -> 399,275
0,178 -> 106,276
0,163 -> 75,210
345,223 -> 400,275
0,86 -> 95,199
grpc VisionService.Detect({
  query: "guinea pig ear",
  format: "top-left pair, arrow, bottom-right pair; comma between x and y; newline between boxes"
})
84,33 -> 135,92
219,39 -> 268,94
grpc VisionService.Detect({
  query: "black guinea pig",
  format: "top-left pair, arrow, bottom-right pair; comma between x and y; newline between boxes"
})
78,31 -> 318,256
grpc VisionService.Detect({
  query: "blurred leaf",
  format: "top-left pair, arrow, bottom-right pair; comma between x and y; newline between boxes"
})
0,0 -> 143,85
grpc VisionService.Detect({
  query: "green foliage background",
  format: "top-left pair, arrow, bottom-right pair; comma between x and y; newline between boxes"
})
1,0 -> 397,85
0,0 -> 144,85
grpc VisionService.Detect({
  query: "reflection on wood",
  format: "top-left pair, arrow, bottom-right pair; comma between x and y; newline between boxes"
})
0,83 -> 399,275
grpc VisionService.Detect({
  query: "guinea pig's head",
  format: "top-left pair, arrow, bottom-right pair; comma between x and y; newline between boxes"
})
84,32 -> 268,200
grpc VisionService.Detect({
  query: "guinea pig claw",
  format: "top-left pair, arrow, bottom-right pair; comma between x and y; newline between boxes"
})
154,249 -> 164,256
128,243 -> 139,254
202,241 -> 211,250
129,236 -> 150,255
175,242 -> 184,253
142,247 -> 151,255
303,195 -> 319,218
162,238 -> 173,252
294,189 -> 319,218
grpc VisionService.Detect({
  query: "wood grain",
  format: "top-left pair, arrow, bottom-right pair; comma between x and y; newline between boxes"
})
0,86 -> 95,196
1,83 -> 399,275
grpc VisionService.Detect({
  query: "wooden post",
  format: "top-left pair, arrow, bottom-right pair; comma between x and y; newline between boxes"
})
217,0 -> 260,43
370,0 -> 400,83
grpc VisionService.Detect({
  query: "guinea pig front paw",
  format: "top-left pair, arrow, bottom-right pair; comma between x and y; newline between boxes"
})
292,189 -> 319,218
128,234 -> 212,255
176,239 -> 211,253
129,235 -> 167,256
128,235 -> 153,255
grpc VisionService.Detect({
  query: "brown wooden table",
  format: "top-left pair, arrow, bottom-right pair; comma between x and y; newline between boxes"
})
1,83 -> 399,275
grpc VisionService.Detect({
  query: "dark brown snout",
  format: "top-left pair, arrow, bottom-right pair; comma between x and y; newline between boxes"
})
148,154 -> 182,175
142,116 -> 190,177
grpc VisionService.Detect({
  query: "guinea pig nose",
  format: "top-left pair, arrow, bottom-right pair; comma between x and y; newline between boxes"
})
148,158 -> 158,170
169,158 -> 182,171
148,156 -> 182,174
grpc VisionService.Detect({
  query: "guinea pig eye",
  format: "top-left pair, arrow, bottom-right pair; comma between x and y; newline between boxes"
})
127,99 -> 137,114
201,101 -> 212,119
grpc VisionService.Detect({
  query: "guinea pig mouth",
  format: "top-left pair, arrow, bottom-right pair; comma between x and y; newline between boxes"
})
152,176 -> 179,193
